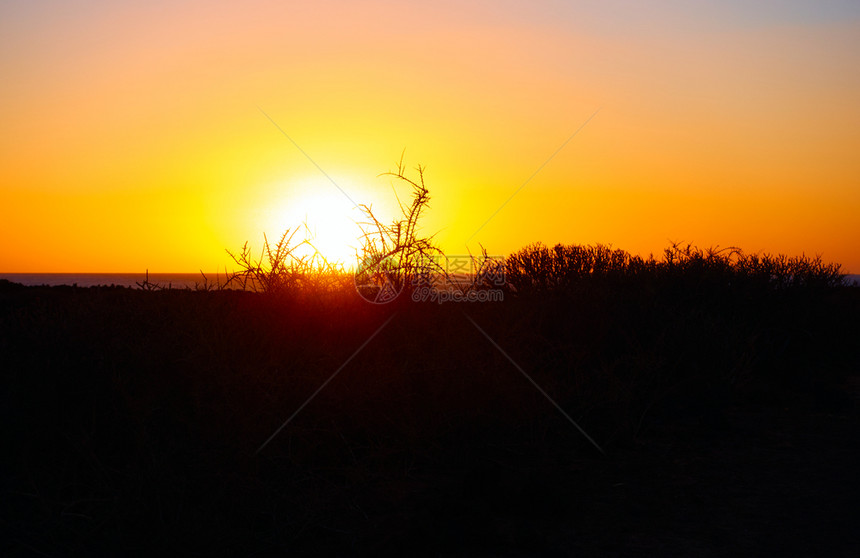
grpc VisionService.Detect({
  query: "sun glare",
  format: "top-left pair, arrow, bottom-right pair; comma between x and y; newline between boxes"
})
271,182 -> 364,267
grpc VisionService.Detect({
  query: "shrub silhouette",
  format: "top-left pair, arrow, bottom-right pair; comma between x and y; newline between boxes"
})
505,241 -> 845,294
354,155 -> 447,300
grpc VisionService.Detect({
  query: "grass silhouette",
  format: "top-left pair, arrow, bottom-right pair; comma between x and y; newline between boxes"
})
224,227 -> 351,296
223,156 -> 497,302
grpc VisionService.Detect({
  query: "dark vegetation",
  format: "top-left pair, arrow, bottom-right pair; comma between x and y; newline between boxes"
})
2,168 -> 859,555
3,256 -> 858,556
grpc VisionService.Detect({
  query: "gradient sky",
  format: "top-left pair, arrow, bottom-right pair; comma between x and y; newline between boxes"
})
2,0 -> 859,272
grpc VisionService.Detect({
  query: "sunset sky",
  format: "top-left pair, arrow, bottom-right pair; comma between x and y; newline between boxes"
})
2,0 -> 859,272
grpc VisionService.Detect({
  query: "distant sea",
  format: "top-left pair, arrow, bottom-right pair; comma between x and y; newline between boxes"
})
1,273 -> 858,289
0,273 -> 224,289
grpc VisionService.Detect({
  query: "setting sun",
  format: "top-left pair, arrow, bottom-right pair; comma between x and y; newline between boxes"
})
264,179 -> 364,267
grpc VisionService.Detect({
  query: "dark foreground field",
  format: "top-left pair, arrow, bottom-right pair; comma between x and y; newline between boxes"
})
2,277 -> 859,556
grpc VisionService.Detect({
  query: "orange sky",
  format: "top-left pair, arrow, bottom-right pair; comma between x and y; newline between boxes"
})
2,1 -> 859,272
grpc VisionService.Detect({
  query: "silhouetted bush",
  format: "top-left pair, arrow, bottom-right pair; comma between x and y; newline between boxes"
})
354,155 -> 448,300
505,241 -> 845,294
